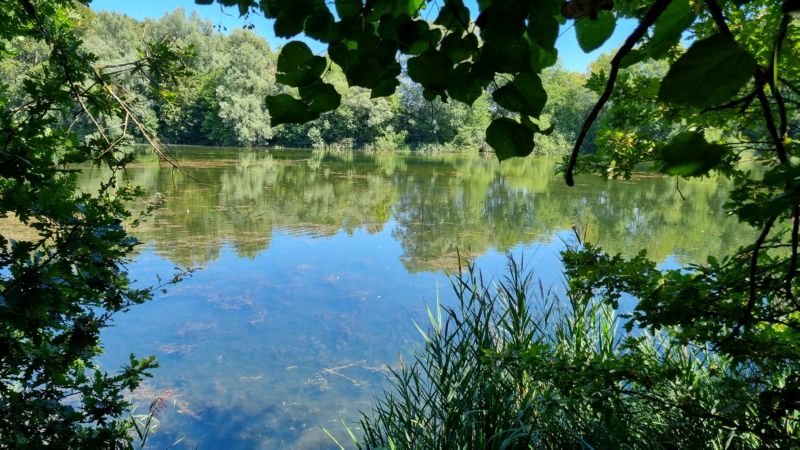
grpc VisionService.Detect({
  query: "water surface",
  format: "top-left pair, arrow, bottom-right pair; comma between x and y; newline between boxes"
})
94,147 -> 752,449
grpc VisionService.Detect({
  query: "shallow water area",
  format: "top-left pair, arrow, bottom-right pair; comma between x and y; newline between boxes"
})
94,147 -> 752,449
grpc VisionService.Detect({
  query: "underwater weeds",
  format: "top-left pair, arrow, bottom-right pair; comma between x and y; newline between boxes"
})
324,243 -> 788,449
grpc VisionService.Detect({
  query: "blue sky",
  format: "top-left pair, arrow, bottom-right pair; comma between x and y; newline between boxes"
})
89,0 -> 634,72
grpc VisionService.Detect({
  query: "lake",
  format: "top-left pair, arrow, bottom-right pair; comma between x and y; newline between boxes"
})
92,147 -> 752,449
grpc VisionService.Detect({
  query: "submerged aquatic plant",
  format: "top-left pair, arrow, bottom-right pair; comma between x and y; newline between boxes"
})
348,254 -> 774,449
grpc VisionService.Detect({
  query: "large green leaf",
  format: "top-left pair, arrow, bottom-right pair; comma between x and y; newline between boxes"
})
304,8 -> 339,42
647,0 -> 695,58
407,50 -> 452,89
434,0 -> 470,28
336,0 -> 362,20
658,131 -> 730,176
440,32 -> 478,63
447,63 -> 483,105
298,81 -> 341,113
266,94 -> 319,125
530,44 -> 558,71
276,41 -> 327,87
658,34 -> 757,108
575,11 -> 616,53
492,72 -> 547,118
371,78 -> 400,98
528,0 -> 562,45
486,118 -> 535,161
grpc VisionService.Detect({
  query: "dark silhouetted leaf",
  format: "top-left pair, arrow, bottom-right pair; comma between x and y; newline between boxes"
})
440,32 -> 478,63
336,0 -> 362,20
527,12 -> 559,49
530,44 -> 558,71
276,41 -> 327,87
575,11 -> 616,52
647,0 -> 695,58
486,118 -> 534,161
299,81 -> 341,113
492,72 -> 547,118
407,50 -> 451,89
620,48 -> 647,68
304,8 -> 339,42
371,78 -> 400,98
447,63 -> 483,105
435,0 -> 470,28
658,34 -> 756,108
266,94 -> 318,125
658,131 -> 730,176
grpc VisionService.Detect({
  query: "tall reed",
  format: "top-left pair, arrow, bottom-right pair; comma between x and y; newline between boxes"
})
354,255 -> 762,449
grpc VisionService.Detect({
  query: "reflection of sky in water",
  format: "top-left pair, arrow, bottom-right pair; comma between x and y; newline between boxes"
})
101,226 -> 567,449
94,149 -> 754,449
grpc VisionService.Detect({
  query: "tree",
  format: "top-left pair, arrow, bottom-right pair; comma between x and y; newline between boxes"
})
196,0 -> 800,445
0,1 -> 187,447
211,29 -> 275,146
400,83 -> 492,150
536,63 -> 598,156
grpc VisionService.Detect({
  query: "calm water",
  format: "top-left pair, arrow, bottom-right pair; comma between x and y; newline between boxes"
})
90,147 -> 752,449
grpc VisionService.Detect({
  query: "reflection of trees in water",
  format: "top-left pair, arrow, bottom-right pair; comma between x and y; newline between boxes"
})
78,148 -> 752,270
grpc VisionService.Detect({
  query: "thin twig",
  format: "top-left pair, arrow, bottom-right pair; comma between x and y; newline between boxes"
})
704,0 -> 732,36
787,207 -> 799,302
727,216 -> 777,341
675,178 -> 686,200
780,77 -> 800,96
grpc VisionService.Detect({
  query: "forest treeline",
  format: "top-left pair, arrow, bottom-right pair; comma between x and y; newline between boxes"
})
0,8 -> 601,153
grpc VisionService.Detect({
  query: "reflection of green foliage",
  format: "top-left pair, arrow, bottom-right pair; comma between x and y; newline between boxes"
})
87,148 -> 750,272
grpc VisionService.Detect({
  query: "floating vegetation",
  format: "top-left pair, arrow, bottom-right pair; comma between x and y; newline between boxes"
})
176,321 -> 218,337
157,343 -> 194,355
207,293 -> 255,310
249,311 -> 268,326
238,373 -> 265,382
